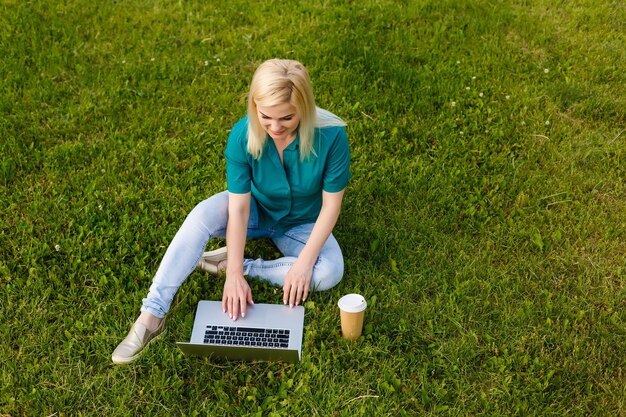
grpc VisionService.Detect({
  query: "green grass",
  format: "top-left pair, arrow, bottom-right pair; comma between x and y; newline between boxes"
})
1,0 -> 625,415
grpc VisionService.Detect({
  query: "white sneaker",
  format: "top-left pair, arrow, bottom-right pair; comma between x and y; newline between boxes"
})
197,247 -> 227,275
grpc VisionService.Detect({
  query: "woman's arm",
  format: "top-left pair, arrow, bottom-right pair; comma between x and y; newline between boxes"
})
283,189 -> 345,307
222,192 -> 253,320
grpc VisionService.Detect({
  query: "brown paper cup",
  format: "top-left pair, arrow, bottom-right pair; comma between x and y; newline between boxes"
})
338,294 -> 367,340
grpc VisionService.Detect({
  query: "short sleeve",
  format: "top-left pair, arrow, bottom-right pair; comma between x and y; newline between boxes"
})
224,118 -> 252,194
322,127 -> 350,192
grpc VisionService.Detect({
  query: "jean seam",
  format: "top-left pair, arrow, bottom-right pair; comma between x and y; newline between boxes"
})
252,261 -> 293,270
281,228 -> 311,246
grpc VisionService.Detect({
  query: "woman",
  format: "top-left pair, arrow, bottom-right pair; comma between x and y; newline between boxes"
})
112,59 -> 350,364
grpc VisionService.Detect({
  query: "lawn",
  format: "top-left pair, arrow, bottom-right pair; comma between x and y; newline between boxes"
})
1,0 -> 625,415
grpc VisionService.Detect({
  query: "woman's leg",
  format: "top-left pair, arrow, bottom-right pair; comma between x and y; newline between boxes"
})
242,223 -> 344,291
140,191 -> 230,318
113,191 -> 274,363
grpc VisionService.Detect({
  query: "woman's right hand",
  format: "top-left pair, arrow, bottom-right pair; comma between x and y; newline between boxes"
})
223,192 -> 252,321
222,273 -> 254,320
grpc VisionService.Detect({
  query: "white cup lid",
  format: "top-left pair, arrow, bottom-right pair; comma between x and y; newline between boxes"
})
338,293 -> 367,313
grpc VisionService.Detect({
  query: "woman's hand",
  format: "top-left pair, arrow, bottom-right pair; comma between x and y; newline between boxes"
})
281,190 -> 344,307
283,259 -> 313,307
222,273 -> 254,320
223,192 -> 252,320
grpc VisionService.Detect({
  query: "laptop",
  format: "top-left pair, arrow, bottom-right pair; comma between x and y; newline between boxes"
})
176,301 -> 305,363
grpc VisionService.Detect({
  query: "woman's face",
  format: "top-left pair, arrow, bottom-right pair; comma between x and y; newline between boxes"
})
256,102 -> 300,142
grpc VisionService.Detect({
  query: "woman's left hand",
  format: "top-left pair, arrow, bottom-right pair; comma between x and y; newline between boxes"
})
283,259 -> 313,307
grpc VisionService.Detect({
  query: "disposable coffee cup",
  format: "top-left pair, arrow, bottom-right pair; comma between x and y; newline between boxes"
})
338,294 -> 367,340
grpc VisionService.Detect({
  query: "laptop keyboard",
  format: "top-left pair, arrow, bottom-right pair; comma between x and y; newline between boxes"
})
204,326 -> 290,348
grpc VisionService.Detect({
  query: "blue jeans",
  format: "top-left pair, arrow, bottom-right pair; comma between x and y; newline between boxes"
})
141,191 -> 344,318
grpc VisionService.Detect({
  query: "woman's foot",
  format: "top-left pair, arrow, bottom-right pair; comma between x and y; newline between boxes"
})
111,312 -> 165,364
197,247 -> 228,275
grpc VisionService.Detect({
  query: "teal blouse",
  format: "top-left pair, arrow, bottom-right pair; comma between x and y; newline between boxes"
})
224,116 -> 350,233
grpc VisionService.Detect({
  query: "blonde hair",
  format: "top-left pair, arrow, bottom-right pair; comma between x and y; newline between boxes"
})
247,59 -> 346,160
